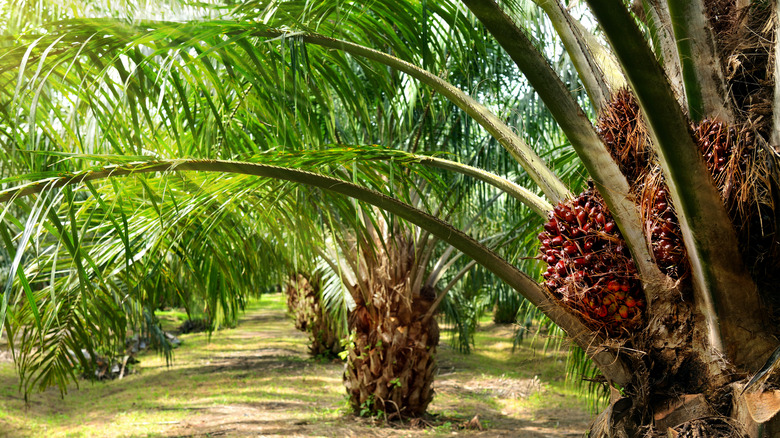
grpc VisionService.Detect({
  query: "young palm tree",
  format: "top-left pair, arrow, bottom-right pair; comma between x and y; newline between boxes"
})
2,0 -> 779,434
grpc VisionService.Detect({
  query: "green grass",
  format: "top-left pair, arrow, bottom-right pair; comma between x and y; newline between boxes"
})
0,294 -> 593,437
154,308 -> 189,332
434,320 -> 590,428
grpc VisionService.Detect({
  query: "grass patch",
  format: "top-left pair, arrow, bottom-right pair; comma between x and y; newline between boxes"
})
0,293 -> 593,437
154,308 -> 189,332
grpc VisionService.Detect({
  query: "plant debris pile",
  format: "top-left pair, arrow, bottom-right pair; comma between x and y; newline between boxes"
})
178,318 -> 211,334
647,417 -> 746,437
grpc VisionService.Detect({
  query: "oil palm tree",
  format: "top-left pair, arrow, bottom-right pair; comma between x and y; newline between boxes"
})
276,133 -> 531,416
2,0 -> 780,434
284,269 -> 345,357
317,186 -> 501,417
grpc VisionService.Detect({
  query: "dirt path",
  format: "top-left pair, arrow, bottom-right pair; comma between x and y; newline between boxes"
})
0,295 -> 593,437
164,300 -> 591,437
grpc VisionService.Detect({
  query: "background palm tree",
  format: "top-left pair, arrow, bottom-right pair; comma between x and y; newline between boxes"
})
284,270 -> 344,357
2,0 -> 779,434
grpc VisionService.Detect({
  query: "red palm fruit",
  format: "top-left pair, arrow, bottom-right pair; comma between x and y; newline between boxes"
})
538,184 -> 644,335
619,305 -> 629,319
585,253 -> 594,264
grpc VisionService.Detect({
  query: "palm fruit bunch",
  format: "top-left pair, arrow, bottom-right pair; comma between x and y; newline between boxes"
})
538,184 -> 645,334
599,90 -> 690,279
695,120 -> 740,175
597,88 -> 651,182
693,119 -> 779,285
640,174 -> 688,279
692,119 -> 757,216
544,88 -> 777,334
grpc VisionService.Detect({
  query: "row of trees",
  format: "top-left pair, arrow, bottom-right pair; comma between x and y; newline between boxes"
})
1,0 -> 779,435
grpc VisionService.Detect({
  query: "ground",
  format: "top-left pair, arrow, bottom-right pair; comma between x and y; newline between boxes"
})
0,294 -> 593,437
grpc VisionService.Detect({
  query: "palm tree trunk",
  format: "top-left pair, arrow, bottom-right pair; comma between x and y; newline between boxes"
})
285,273 -> 342,357
344,290 -> 438,417
341,225 -> 438,418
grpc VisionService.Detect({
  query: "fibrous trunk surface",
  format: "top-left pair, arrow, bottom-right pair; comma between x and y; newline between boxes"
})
285,273 -> 342,357
342,237 -> 438,418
